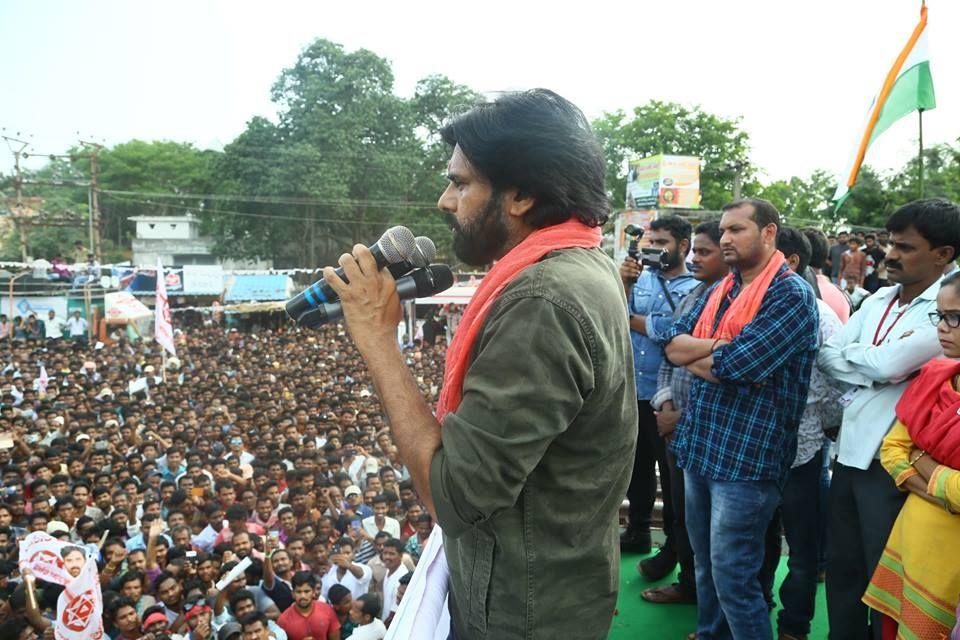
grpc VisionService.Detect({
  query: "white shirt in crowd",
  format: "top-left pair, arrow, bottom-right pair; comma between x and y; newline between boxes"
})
44,315 -> 65,339
350,618 -> 387,640
362,515 -> 400,539
321,562 -> 372,600
381,565 -> 409,619
819,272 -> 953,469
66,315 -> 88,337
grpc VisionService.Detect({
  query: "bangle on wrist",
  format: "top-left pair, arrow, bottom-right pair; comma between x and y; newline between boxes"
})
710,338 -> 721,353
910,450 -> 928,466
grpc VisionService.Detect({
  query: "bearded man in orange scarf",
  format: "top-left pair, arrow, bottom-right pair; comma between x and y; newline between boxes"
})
663,199 -> 819,640
322,89 -> 637,639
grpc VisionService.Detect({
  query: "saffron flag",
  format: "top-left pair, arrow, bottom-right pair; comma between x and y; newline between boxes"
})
834,3 -> 935,209
154,259 -> 177,356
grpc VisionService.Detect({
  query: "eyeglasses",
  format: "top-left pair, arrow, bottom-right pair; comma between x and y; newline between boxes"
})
928,311 -> 960,328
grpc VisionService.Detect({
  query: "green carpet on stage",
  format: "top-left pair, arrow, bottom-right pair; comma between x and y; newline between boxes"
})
609,551 -> 830,639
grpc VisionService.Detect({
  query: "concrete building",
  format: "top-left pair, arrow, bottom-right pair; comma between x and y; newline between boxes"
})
129,215 -> 270,269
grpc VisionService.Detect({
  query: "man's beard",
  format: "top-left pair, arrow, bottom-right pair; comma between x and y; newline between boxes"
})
447,192 -> 510,267
663,247 -> 683,271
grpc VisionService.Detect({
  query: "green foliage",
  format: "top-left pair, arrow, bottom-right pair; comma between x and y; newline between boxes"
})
750,170 -> 837,229
97,140 -> 216,247
209,40 -> 480,267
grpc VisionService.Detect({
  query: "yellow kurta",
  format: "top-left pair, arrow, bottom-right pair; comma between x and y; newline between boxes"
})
863,420 -> 960,639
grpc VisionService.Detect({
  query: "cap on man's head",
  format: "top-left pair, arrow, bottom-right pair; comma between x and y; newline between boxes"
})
344,485 -> 362,498
217,622 -> 242,640
46,520 -> 70,536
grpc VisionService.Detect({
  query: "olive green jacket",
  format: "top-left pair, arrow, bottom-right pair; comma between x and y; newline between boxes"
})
430,247 -> 638,639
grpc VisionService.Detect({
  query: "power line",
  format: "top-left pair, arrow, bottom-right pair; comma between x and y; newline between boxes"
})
99,189 -> 442,209
99,193 -> 452,228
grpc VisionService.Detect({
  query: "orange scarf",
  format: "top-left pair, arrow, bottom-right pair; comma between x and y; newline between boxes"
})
692,250 -> 786,340
436,219 -> 602,421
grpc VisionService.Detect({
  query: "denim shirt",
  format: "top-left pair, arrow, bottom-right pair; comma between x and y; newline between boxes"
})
629,269 -> 699,400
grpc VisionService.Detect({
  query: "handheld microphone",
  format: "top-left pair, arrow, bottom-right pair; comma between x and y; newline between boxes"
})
285,226 -> 416,321
388,236 -> 437,280
298,264 -> 455,328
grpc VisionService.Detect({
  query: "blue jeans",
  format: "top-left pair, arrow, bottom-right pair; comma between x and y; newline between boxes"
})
778,450 -> 823,636
685,470 -> 781,640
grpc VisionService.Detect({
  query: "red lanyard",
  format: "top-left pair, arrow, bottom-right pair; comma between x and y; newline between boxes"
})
873,294 -> 908,345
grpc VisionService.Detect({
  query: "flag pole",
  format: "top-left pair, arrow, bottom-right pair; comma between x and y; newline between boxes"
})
918,108 -> 925,198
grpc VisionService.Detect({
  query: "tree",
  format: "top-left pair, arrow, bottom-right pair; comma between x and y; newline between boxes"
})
0,157 -> 91,261
751,170 -> 836,229
210,39 -> 480,267
592,101 -> 753,211
96,140 -> 216,248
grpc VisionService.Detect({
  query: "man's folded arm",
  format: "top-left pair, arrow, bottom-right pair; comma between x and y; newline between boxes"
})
710,284 -> 818,385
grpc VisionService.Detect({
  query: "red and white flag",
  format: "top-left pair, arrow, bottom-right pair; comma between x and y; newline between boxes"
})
19,532 -> 78,586
155,259 -> 176,357
55,557 -> 104,640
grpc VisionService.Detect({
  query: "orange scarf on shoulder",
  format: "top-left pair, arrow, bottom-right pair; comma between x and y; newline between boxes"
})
436,219 -> 602,421
692,250 -> 786,340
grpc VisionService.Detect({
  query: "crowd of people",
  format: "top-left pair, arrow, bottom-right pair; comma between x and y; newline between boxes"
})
623,197 -> 960,640
0,194 -> 958,640
0,318 -> 447,640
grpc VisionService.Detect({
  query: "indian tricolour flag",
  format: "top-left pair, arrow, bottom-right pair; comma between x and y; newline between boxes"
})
834,3 -> 935,209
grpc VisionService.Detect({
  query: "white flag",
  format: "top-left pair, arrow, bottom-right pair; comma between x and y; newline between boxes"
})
19,532 -> 85,587
38,366 -> 49,394
55,557 -> 104,640
154,260 -> 176,356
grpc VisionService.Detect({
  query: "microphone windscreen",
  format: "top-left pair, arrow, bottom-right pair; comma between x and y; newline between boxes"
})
377,226 -> 416,264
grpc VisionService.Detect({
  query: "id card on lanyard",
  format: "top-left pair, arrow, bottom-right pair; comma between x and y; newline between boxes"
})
873,295 -> 908,346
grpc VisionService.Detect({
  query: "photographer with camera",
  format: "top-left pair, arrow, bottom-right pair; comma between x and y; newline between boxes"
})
619,216 -> 699,582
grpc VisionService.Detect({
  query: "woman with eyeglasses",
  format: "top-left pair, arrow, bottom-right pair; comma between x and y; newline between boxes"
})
862,271 -> 960,639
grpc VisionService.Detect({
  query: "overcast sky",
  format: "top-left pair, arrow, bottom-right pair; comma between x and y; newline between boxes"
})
2,0 -> 957,188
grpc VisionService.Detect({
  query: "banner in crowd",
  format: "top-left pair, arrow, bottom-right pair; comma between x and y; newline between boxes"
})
626,154 -> 701,209
182,265 -> 225,295
19,533 -> 104,639
5,296 -> 69,321
54,557 -> 104,640
104,292 -> 152,322
155,259 -> 177,356
114,265 -> 225,296
18,532 -> 88,586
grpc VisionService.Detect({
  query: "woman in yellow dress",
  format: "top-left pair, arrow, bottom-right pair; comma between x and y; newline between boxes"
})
863,272 -> 960,639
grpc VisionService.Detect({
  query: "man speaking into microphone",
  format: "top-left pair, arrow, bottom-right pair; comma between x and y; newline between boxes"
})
322,89 -> 636,639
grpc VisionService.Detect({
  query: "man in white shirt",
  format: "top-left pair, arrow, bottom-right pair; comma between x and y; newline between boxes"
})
379,539 -> 408,623
349,593 -> 387,640
320,537 -> 372,600
818,199 -> 960,640
44,310 -> 65,339
361,495 -> 400,539
65,311 -> 88,342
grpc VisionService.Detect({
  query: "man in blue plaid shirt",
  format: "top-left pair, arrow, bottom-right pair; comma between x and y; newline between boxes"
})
663,199 -> 819,640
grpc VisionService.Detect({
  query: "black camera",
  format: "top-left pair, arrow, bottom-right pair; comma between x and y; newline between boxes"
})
624,224 -> 644,260
640,247 -> 670,270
